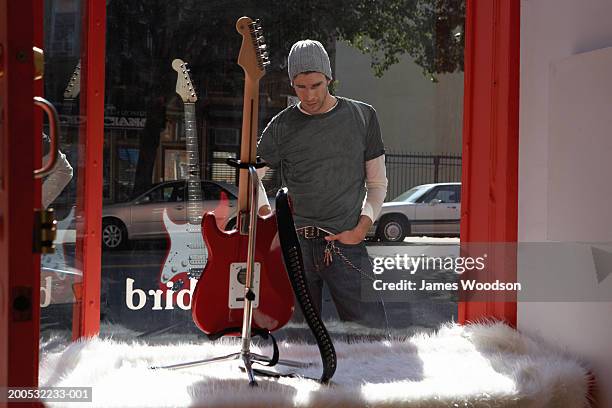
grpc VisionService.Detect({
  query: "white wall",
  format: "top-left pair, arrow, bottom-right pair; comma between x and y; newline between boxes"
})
334,41 -> 464,155
519,1 -> 612,405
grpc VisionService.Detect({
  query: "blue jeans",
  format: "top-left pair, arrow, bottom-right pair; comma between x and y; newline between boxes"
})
297,236 -> 386,327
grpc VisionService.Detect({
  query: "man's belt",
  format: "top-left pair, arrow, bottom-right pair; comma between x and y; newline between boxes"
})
296,226 -> 331,239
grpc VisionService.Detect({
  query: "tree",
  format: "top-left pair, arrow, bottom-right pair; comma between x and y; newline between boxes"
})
105,0 -> 465,195
260,0 -> 465,80
339,0 -> 465,80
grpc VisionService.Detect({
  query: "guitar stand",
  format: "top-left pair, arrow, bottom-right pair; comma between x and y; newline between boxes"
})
151,165 -> 310,386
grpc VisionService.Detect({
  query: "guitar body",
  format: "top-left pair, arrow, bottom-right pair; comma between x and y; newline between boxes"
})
192,212 -> 294,335
159,208 -> 207,291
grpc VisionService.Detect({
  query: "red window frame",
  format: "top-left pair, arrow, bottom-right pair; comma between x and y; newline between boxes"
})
72,0 -> 107,340
459,0 -> 520,326
0,0 -> 106,392
0,0 -> 519,391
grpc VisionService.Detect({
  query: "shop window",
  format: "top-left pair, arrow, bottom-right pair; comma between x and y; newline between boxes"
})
41,0 -> 466,346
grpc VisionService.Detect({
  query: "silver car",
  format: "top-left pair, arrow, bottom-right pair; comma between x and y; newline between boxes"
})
102,180 -> 238,250
368,182 -> 461,242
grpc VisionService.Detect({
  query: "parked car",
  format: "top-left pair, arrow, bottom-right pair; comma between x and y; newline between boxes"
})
102,180 -> 238,250
368,182 -> 461,242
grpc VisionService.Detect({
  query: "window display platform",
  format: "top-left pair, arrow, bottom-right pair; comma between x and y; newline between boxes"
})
39,322 -> 588,407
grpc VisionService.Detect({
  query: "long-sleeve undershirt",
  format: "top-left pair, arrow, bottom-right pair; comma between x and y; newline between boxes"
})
256,154 -> 387,224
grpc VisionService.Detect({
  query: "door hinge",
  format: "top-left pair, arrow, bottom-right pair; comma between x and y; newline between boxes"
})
33,208 -> 56,254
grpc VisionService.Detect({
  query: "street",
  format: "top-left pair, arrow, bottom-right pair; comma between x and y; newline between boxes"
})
95,237 -> 458,339
41,236 -> 459,343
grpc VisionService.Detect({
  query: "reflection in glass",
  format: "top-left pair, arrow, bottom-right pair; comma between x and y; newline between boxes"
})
40,0 -> 466,346
40,0 -> 83,349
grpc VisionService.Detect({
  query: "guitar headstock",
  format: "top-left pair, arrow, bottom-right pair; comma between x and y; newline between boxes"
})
63,61 -> 81,99
236,16 -> 270,81
172,59 -> 198,103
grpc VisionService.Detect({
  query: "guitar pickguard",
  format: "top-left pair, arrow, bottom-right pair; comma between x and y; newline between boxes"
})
160,208 -> 208,291
228,262 -> 260,309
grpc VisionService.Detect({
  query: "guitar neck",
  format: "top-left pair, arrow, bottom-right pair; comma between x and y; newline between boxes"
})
184,103 -> 203,225
237,76 -> 261,215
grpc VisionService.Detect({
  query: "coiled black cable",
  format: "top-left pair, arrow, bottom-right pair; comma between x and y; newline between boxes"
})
275,188 -> 337,383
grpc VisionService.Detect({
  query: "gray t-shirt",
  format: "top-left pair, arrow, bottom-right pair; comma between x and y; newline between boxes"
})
257,96 -> 385,233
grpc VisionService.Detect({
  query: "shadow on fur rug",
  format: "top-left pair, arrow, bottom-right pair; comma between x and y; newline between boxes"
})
39,322 -> 589,407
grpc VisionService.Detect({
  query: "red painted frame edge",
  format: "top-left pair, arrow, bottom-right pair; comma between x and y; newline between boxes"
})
458,0 -> 520,326
1,0 -> 39,395
73,0 -> 106,339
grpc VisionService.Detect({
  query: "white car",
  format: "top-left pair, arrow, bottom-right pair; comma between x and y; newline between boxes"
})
368,182 -> 461,242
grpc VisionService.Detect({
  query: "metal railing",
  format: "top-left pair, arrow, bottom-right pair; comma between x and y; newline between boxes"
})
212,151 -> 463,202
385,152 -> 462,200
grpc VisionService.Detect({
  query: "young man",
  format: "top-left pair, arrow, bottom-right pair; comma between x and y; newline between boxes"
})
257,39 -> 388,326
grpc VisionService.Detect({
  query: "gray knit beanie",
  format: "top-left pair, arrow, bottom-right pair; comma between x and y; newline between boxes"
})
287,40 -> 332,83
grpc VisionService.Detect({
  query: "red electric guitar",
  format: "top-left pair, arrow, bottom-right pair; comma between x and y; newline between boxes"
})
191,17 -> 294,336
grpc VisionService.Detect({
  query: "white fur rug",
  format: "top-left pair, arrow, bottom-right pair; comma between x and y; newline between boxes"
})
39,322 -> 589,407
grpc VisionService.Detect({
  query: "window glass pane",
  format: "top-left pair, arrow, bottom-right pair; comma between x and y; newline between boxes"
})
392,186 -> 427,203
40,0 -> 82,351
453,184 -> 462,202
162,186 -> 175,202
94,0 -> 465,344
432,187 -> 457,203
